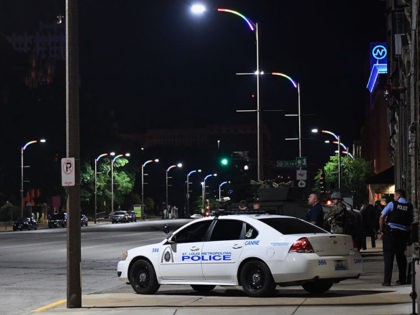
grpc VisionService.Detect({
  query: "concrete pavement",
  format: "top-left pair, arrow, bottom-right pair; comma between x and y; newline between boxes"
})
33,238 -> 418,315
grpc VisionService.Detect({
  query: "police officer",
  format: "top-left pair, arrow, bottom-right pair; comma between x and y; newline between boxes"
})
324,191 -> 346,233
379,189 -> 413,286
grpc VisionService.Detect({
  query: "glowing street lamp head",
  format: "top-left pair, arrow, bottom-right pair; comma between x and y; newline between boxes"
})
177,163 -> 183,168
191,3 -> 206,15
217,8 -> 255,31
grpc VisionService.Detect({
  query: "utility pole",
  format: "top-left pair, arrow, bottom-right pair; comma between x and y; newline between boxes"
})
66,0 -> 81,308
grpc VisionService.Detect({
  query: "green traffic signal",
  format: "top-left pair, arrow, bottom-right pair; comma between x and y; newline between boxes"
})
220,157 -> 229,166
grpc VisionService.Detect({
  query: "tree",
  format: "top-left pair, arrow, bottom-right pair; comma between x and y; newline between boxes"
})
315,156 -> 373,206
80,158 -> 135,214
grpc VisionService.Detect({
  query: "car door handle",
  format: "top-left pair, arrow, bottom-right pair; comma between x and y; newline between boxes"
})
232,244 -> 242,249
190,246 -> 200,251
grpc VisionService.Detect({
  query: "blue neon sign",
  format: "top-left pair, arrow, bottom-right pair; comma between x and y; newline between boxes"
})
366,42 -> 388,93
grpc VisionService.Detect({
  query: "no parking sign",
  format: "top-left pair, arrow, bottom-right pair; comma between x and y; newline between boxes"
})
61,157 -> 75,186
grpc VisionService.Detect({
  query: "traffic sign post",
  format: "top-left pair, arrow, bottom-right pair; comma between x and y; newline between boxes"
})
61,157 -> 75,186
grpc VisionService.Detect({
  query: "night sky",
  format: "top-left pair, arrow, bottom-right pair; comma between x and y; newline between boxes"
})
0,1 -> 386,202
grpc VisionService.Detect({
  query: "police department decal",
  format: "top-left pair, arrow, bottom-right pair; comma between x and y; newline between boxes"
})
161,246 -> 173,263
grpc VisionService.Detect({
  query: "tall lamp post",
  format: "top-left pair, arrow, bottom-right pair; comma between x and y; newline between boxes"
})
186,169 -> 201,217
201,173 -> 217,214
165,163 -> 183,211
94,152 -> 109,223
141,158 -> 159,208
111,153 -> 130,212
20,138 -> 46,218
312,129 -> 341,189
272,72 -> 302,158
218,180 -> 230,201
191,4 -> 262,182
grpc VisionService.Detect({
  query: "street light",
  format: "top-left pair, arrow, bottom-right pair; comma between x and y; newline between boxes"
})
191,5 -> 262,182
312,128 -> 341,189
94,152 -> 108,223
186,169 -> 202,217
20,138 -> 46,218
326,140 -> 355,159
201,173 -> 217,214
165,163 -> 183,212
272,72 -> 302,158
218,180 -> 230,201
141,158 -> 159,208
111,153 -> 130,212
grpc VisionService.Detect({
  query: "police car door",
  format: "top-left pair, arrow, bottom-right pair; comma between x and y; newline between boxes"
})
201,219 -> 245,284
159,220 -> 211,281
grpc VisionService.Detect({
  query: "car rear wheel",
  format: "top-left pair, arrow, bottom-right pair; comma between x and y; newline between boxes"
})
239,260 -> 276,297
129,259 -> 160,294
302,280 -> 333,294
191,285 -> 216,293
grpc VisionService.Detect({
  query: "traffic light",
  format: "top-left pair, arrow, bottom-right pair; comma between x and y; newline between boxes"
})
319,169 -> 326,193
219,157 -> 230,167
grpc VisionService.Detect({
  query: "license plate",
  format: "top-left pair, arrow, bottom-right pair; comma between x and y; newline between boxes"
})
335,260 -> 348,270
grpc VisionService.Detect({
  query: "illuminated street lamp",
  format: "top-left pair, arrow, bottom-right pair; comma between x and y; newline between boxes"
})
272,72 -> 302,158
94,152 -> 109,223
326,140 -> 355,159
191,4 -> 262,182
201,173 -> 217,214
141,158 -> 159,208
218,180 -> 230,201
20,138 -> 46,218
165,163 -> 183,211
312,129 -> 341,189
186,169 -> 202,217
111,153 -> 130,212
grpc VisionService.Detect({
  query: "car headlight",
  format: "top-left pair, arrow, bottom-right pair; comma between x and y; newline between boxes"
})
121,250 -> 128,261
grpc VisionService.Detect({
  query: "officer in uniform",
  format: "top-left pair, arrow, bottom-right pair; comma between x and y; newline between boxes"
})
324,191 -> 346,234
379,189 -> 413,286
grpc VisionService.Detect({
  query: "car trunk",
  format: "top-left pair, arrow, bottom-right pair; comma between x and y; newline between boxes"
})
305,234 -> 354,256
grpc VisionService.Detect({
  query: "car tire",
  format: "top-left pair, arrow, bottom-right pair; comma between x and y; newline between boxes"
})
239,260 -> 276,297
190,285 -> 216,293
129,259 -> 160,295
302,280 -> 333,294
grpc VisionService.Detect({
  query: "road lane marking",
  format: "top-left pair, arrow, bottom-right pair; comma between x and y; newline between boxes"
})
32,299 -> 66,312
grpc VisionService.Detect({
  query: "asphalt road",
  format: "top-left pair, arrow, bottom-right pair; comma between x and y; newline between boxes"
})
0,219 -> 190,315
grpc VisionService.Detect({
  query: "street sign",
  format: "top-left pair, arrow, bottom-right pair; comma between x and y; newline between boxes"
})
61,157 -> 75,186
297,180 -> 306,188
296,169 -> 307,180
276,157 -> 307,169
296,157 -> 307,167
276,160 -> 296,168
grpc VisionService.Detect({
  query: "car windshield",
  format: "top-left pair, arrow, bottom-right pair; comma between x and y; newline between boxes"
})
114,211 -> 126,215
258,217 -> 327,234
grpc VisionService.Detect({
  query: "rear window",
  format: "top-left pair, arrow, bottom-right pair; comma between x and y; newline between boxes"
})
259,217 -> 327,234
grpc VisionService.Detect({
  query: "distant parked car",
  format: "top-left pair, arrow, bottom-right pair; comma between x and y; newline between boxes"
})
13,217 -> 38,231
111,211 -> 130,223
48,213 -> 66,228
127,211 -> 137,222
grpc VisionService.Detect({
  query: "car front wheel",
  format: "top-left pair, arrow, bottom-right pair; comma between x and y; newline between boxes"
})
239,260 -> 276,297
302,280 -> 333,294
129,259 -> 160,294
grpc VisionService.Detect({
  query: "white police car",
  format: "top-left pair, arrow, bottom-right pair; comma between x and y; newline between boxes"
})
117,213 -> 362,297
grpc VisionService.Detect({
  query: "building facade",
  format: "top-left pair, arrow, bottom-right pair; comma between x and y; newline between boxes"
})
385,0 -> 419,210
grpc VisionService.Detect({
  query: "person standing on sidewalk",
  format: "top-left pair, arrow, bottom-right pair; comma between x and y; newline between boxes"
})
379,189 -> 413,286
305,192 -> 324,228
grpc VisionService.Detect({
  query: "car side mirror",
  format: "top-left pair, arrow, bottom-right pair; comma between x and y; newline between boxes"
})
162,224 -> 171,234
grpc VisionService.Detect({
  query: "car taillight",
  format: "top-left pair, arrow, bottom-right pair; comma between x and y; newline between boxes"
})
289,237 -> 314,253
